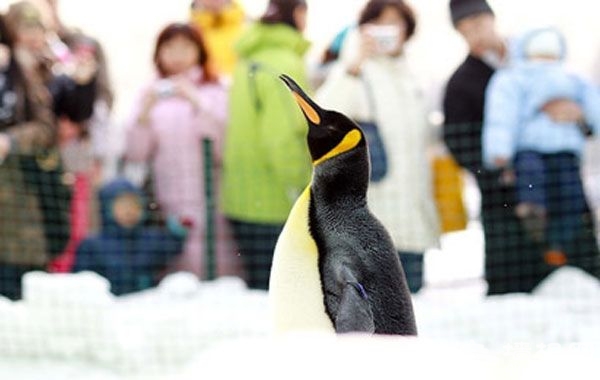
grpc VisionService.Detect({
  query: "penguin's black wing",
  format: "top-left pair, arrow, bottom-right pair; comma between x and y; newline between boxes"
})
335,269 -> 375,333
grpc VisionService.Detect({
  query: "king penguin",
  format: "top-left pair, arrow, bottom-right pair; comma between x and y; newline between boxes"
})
269,74 -> 417,335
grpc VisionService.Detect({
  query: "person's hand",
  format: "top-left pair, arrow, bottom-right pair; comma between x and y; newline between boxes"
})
0,133 -> 12,163
492,157 -> 515,185
493,157 -> 509,168
499,167 -> 516,186
166,215 -> 195,238
346,26 -> 379,76
179,216 -> 195,229
542,99 -> 583,123
137,89 -> 159,125
173,78 -> 201,112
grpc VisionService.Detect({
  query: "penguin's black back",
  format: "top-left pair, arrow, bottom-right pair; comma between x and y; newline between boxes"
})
308,146 -> 417,335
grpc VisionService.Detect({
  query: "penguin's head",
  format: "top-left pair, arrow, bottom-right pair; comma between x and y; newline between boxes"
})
280,74 -> 366,166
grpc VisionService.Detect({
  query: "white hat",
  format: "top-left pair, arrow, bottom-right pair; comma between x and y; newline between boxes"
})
525,29 -> 563,58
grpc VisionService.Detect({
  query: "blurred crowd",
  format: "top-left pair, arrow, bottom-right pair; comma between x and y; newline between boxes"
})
0,0 -> 598,299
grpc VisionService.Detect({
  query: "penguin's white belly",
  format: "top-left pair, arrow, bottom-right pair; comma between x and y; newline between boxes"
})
269,186 -> 335,333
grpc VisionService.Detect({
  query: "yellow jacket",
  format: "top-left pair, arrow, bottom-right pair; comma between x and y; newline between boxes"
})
191,1 -> 246,76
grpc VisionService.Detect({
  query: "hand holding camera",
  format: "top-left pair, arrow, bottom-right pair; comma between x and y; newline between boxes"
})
153,79 -> 176,98
48,34 -> 98,84
363,24 -> 402,56
347,24 -> 402,76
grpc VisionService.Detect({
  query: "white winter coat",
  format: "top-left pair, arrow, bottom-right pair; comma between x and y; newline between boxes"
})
315,29 -> 440,253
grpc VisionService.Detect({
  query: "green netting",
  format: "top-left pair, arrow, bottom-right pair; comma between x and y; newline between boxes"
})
0,126 -> 598,374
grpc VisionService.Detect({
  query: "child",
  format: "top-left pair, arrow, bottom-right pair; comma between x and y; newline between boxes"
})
125,23 -> 240,279
73,178 -> 191,295
483,27 -> 600,263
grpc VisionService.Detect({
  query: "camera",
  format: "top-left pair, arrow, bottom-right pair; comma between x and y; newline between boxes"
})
154,79 -> 175,98
364,25 -> 401,55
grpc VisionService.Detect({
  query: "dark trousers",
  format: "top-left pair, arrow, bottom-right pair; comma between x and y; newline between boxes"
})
0,264 -> 40,300
478,165 -> 599,295
399,252 -> 424,294
514,151 -> 587,248
229,219 -> 283,290
478,168 -> 541,294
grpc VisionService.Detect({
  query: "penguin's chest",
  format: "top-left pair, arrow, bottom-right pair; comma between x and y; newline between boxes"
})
269,187 -> 335,333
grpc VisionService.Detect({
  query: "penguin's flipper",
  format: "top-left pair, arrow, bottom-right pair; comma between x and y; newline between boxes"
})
335,281 -> 375,333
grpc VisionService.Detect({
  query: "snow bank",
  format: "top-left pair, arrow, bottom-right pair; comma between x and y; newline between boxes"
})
181,334 -> 493,380
414,266 -> 600,348
180,333 -> 600,380
0,266 -> 599,378
0,272 -> 269,374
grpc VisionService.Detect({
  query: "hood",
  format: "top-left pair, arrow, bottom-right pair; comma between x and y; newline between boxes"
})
98,178 -> 146,232
512,26 -> 567,63
235,23 -> 310,59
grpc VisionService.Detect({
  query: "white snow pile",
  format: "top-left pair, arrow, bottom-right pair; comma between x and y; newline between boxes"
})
414,266 -> 600,348
0,266 -> 599,378
0,271 -> 269,374
182,333 -> 494,380
180,333 -> 600,380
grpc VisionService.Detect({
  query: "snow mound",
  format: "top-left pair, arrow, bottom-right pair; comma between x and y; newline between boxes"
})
1,266 -> 600,377
533,266 -> 600,298
180,333 -> 600,380
0,272 -> 269,374
414,267 -> 600,348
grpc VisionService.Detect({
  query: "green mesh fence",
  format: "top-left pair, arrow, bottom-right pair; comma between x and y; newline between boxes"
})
0,125 -> 599,375
443,122 -> 600,294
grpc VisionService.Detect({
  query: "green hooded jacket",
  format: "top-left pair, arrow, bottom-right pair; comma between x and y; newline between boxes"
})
222,23 -> 312,224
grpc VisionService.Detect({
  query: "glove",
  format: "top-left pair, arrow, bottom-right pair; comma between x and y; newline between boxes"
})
166,215 -> 194,238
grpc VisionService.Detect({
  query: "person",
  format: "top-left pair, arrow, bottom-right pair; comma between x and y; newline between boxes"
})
315,0 -> 440,293
37,0 -> 115,273
6,1 -> 97,128
73,178 -> 190,295
0,13 -> 57,300
42,0 -> 116,184
221,0 -> 312,290
0,0 -> 97,299
125,23 -> 238,279
443,0 -> 599,294
190,0 -> 246,79
483,26 -> 600,269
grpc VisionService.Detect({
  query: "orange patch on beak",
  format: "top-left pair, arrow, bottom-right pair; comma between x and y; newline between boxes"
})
293,93 -> 321,125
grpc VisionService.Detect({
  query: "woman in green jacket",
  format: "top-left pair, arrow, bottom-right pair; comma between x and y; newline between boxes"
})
222,0 -> 311,290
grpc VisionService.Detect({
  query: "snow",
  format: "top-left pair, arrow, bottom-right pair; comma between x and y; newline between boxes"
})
416,267 -> 600,349
0,273 -> 269,377
0,261 -> 599,379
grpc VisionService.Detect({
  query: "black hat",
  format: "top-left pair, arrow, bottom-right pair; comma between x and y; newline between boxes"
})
449,0 -> 494,25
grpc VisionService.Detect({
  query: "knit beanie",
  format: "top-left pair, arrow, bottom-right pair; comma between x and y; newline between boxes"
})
449,0 -> 494,25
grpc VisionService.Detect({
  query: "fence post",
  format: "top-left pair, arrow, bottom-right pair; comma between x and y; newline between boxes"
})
203,138 -> 216,280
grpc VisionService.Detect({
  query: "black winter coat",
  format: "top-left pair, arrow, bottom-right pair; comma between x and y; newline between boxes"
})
442,55 -> 494,174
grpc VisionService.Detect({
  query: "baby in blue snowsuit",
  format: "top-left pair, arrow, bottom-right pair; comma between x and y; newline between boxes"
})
73,178 -> 190,295
483,27 -> 599,259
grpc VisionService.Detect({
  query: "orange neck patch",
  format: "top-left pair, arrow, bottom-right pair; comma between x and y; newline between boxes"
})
313,129 -> 362,166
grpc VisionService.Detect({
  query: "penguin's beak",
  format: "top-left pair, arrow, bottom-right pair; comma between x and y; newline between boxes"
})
280,74 -> 323,126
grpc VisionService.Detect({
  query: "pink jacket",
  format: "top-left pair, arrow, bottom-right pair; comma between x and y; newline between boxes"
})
125,69 -> 232,276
